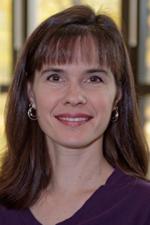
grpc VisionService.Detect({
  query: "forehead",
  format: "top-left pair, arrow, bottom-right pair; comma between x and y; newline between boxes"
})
62,35 -> 99,64
43,40 -> 102,71
31,30 -> 122,85
35,33 -> 109,71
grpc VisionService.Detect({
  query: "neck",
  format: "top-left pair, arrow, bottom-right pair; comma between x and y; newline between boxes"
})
46,139 -> 114,194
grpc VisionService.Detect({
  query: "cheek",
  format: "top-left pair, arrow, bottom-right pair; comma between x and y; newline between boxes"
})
33,90 -> 57,115
93,95 -> 115,133
33,92 -> 55,133
95,101 -> 113,123
92,90 -> 116,115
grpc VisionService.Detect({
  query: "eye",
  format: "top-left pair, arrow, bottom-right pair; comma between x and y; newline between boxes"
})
88,75 -> 104,83
47,74 -> 62,82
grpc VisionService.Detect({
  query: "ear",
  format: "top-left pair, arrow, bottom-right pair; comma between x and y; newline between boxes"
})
27,82 -> 36,109
113,87 -> 122,109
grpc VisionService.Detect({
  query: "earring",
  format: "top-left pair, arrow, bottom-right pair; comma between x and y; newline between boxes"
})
27,103 -> 37,120
111,107 -> 119,122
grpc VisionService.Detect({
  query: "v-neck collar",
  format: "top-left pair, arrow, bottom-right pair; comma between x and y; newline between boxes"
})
26,168 -> 123,225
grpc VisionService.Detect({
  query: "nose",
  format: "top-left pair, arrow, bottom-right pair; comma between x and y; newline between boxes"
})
63,83 -> 87,106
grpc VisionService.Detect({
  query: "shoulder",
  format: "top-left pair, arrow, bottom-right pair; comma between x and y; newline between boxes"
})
131,176 -> 150,202
115,170 -> 150,214
106,170 -> 150,224
125,176 -> 150,224
115,169 -> 150,200
0,205 -> 30,225
109,169 -> 150,211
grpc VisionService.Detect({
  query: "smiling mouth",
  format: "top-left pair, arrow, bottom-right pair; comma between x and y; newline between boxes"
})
55,114 -> 93,127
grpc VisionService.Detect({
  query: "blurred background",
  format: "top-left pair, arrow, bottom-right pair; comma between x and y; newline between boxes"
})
0,0 -> 150,153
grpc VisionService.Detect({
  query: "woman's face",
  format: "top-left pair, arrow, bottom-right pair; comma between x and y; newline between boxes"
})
28,49 -> 120,150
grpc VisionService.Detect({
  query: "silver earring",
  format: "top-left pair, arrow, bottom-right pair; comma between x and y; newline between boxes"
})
27,104 -> 37,120
111,107 -> 119,122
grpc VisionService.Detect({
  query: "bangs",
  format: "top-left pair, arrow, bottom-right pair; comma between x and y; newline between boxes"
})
31,25 -> 123,82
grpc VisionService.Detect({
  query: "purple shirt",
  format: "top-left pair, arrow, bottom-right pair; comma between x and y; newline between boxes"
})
0,168 -> 150,225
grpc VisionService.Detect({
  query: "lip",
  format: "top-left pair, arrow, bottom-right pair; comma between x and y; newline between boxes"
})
55,113 -> 93,127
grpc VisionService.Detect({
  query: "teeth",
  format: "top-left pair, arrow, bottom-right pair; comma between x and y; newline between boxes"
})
59,117 -> 88,122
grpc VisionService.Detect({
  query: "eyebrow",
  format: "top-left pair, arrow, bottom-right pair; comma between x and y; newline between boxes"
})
41,68 -> 64,75
86,69 -> 109,75
41,67 -> 110,76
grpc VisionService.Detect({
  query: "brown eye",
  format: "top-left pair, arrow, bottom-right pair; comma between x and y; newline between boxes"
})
89,75 -> 103,83
47,74 -> 61,82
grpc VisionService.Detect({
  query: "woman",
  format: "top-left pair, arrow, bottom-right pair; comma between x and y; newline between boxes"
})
0,4 -> 150,225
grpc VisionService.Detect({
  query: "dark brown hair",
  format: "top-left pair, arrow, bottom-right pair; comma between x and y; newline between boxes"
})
0,5 -> 149,209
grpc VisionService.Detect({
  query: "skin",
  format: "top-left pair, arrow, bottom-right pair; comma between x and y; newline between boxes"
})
27,48 -> 121,225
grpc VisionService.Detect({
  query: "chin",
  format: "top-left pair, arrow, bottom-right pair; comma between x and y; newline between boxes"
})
55,137 -> 98,150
